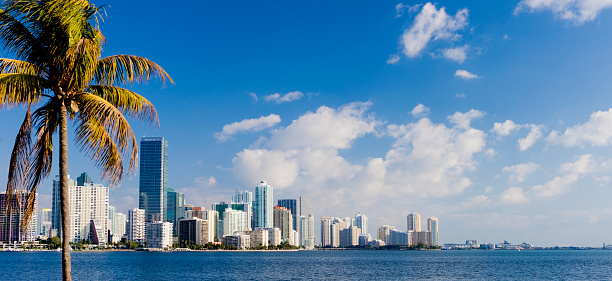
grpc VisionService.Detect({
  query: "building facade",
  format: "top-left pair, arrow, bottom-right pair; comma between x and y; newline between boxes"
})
139,136 -> 168,222
145,221 -> 172,249
40,208 -> 51,237
128,208 -> 145,243
354,212 -> 368,235
427,216 -> 439,246
277,199 -> 299,232
222,208 -> 248,237
0,191 -> 37,243
300,215 -> 315,249
273,205 -> 293,241
407,212 -> 421,232
52,173 -> 108,246
166,188 -> 185,235
253,181 -> 273,228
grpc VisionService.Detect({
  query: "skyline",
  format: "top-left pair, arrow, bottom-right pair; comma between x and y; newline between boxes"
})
2,0 -> 612,246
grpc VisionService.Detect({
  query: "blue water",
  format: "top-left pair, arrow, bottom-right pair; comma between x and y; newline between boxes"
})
4,250 -> 612,280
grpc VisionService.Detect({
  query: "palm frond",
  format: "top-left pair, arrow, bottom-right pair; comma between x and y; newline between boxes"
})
0,58 -> 39,75
75,93 -> 138,185
64,36 -> 102,91
87,85 -> 159,126
4,107 -> 31,217
0,5 -> 39,62
94,55 -> 174,86
0,73 -> 45,108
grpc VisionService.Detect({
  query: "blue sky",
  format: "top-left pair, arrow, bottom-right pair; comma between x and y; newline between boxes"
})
3,0 -> 612,246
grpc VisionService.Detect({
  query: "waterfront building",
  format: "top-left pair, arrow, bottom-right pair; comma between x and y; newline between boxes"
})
108,206 -> 117,235
0,191 -> 37,243
246,228 -> 269,247
145,221 -> 172,249
273,205 -> 293,241
139,136 -> 168,222
232,190 -> 253,205
321,217 -> 348,247
354,212 -> 368,235
166,188 -> 185,235
277,199 -> 299,232
178,217 -> 209,245
253,181 -> 273,228
300,215 -> 315,249
411,231 -> 431,246
40,208 -> 51,237
201,209 -> 218,242
427,217 -> 439,246
213,201 -> 252,232
377,225 -> 393,244
407,212 -> 421,232
128,208 -> 145,243
267,227 -> 282,246
339,226 -> 361,247
389,228 -> 410,245
222,208 -> 248,237
222,234 -> 250,249
52,173 -> 108,246
114,212 -> 126,241
359,233 -> 372,246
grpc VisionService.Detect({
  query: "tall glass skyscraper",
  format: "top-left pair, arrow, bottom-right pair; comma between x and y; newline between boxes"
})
253,181 -> 273,228
166,188 -> 185,235
139,136 -> 168,222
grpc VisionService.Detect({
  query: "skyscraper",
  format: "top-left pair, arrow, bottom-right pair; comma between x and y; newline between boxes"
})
166,188 -> 185,235
407,212 -> 421,232
40,208 -> 51,237
52,173 -> 108,246
222,208 -> 248,237
128,208 -> 145,243
300,215 -> 315,249
253,181 -> 273,228
277,199 -> 299,232
139,136 -> 168,222
232,189 -> 253,204
354,212 -> 368,235
427,216 -> 439,246
0,191 -> 37,243
273,205 -> 293,241
299,196 -> 311,218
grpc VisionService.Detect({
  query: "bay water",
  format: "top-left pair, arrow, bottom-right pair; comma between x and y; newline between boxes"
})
4,250 -> 612,280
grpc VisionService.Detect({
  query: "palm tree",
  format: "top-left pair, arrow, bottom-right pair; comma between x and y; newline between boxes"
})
0,1 -> 172,280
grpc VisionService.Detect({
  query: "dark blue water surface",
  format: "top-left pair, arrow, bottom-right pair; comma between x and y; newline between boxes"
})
4,250 -> 612,280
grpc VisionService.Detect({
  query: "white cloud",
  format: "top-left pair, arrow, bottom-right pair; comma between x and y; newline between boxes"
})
411,104 -> 430,117
492,120 -> 523,136
503,162 -> 539,183
268,101 -> 377,150
208,176 -> 217,186
500,187 -> 529,205
387,54 -> 400,64
455,69 -> 480,80
400,3 -> 469,57
518,124 -> 544,151
531,155 -> 599,197
448,109 -> 485,129
248,92 -> 258,101
396,3 -> 422,18
547,108 -> 612,147
264,91 -> 304,103
456,93 -> 466,98
515,0 -> 612,24
442,45 -> 468,63
215,114 -> 281,141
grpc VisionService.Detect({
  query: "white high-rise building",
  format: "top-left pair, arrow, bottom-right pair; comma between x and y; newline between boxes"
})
427,217 -> 439,246
202,209 -> 219,242
114,213 -> 127,241
354,212 -> 368,235
223,208 -> 248,236
232,190 -> 253,204
300,215 -> 315,249
128,208 -> 145,243
407,212 -> 421,232
145,221 -> 172,249
52,173 -> 108,246
253,181 -> 273,228
0,191 -> 37,243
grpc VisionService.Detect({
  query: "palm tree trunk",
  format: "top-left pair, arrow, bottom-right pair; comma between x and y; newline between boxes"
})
59,105 -> 72,281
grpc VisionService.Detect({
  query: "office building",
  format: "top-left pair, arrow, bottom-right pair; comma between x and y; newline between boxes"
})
277,199 -> 299,232
273,205 -> 293,241
166,188 -> 185,235
40,208 -> 51,237
0,191 -> 37,243
427,217 -> 439,246
128,208 -> 145,243
52,173 -> 108,246
300,215 -> 315,249
145,221 -> 172,249
139,136 -> 168,222
253,181 -> 273,228
407,212 -> 421,232
354,212 -> 368,235
222,208 -> 248,237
